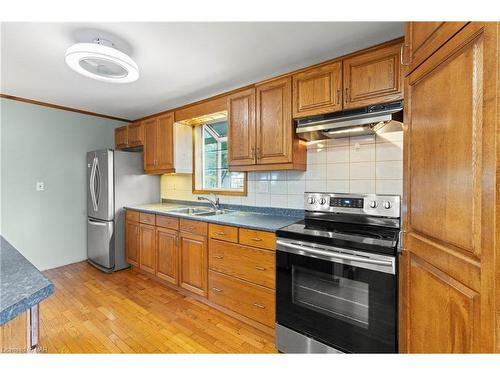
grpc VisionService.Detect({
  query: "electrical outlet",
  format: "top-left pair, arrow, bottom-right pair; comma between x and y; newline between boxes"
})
36,182 -> 45,191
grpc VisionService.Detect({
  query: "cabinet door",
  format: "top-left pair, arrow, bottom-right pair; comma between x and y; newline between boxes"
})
156,113 -> 174,172
292,61 -> 343,118
139,223 -> 156,274
156,227 -> 179,285
343,42 -> 403,109
256,77 -> 293,164
143,118 -> 157,172
179,232 -> 207,297
125,220 -> 139,267
405,22 -> 467,75
115,126 -> 128,149
127,122 -> 143,147
227,88 -> 256,166
401,23 -> 497,353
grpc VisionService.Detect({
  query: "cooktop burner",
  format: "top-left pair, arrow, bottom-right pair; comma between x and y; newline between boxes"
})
276,193 -> 402,256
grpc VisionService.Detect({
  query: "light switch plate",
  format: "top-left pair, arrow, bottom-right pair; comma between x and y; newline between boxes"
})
36,182 -> 45,191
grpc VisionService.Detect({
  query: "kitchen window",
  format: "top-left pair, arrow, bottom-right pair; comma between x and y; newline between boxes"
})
193,118 -> 246,195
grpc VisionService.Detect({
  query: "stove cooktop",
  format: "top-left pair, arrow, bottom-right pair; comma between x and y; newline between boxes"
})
276,218 -> 400,255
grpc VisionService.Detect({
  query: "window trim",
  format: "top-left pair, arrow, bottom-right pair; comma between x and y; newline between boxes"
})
192,124 -> 247,196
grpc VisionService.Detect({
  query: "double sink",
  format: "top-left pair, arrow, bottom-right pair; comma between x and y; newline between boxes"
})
168,207 -> 235,217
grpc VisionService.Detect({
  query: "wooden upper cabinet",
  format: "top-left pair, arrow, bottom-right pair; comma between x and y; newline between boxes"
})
143,118 -> 157,172
139,223 -> 156,274
401,22 -> 498,353
343,41 -> 403,109
115,126 -> 128,149
256,77 -> 293,164
127,121 -> 143,147
143,113 -> 175,174
156,113 -> 174,171
125,220 -> 140,267
227,88 -> 256,167
292,61 -> 343,118
179,232 -> 208,297
405,22 -> 468,75
156,227 -> 179,285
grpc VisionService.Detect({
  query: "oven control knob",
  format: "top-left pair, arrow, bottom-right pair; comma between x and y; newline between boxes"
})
369,200 -> 378,208
318,197 -> 327,205
383,201 -> 392,209
307,197 -> 316,204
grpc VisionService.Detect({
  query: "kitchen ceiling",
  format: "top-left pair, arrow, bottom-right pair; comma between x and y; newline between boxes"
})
0,22 -> 403,120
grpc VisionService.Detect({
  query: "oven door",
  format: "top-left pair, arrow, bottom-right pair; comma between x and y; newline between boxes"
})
276,239 -> 397,353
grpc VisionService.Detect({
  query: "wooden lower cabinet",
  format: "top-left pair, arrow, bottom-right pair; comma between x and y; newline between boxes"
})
139,223 -> 156,274
125,220 -> 140,267
156,227 -> 179,284
209,239 -> 275,289
179,232 -> 208,297
208,270 -> 275,328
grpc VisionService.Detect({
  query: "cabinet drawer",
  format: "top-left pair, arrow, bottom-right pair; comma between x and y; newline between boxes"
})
126,210 -> 140,222
208,270 -> 275,327
139,212 -> 156,225
239,228 -> 275,250
156,215 -> 179,230
209,239 -> 275,289
180,218 -> 207,236
209,224 -> 238,243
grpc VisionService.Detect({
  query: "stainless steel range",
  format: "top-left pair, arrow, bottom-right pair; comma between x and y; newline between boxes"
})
275,192 -> 401,353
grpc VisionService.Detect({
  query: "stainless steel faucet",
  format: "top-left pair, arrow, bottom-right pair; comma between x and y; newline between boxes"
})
197,194 -> 220,211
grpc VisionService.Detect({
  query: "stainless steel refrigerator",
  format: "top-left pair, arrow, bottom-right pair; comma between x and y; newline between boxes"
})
87,149 -> 159,272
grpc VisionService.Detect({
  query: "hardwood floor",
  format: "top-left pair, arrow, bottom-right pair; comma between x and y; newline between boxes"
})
39,261 -> 277,353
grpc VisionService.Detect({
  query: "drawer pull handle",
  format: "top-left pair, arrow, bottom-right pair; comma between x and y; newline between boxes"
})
212,287 -> 223,293
183,226 -> 194,231
253,303 -> 266,309
255,266 -> 266,271
212,255 -> 224,259
214,232 -> 226,236
250,237 -> 263,242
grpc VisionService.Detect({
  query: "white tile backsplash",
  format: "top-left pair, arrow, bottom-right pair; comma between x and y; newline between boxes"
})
160,131 -> 404,208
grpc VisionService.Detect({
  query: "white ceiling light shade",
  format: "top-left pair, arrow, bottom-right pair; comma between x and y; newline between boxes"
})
65,39 -> 139,83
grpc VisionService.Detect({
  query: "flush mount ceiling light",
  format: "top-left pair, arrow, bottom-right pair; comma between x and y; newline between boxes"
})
65,38 -> 139,83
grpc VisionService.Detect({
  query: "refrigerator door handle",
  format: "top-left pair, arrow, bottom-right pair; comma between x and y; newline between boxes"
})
95,157 -> 101,208
89,156 -> 98,212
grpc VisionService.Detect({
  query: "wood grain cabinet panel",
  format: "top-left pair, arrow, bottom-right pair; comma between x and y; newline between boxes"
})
125,220 -> 140,267
343,42 -> 403,109
227,88 -> 256,167
408,256 -> 479,353
179,232 -> 208,297
139,223 -> 156,274
156,113 -> 174,171
239,228 -> 275,250
209,239 -> 275,289
143,113 -> 175,174
143,118 -> 157,172
208,223 -> 238,243
256,77 -> 293,164
405,22 -> 468,75
208,270 -> 275,327
114,126 -> 128,149
401,22 -> 499,353
292,61 -> 343,118
156,227 -> 179,285
156,215 -> 179,230
127,121 -> 143,147
179,218 -> 207,237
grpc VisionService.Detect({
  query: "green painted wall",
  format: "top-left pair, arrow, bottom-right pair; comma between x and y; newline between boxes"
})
0,98 -> 126,270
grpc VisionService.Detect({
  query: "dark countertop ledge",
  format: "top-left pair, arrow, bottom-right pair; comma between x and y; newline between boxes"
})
0,237 -> 54,326
124,202 -> 302,233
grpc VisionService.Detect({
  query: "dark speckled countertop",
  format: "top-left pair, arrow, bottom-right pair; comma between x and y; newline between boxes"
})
125,201 -> 303,232
0,237 -> 54,325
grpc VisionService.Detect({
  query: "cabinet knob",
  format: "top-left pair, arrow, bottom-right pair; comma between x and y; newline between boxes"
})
250,237 -> 263,242
212,287 -> 223,293
212,255 -> 224,259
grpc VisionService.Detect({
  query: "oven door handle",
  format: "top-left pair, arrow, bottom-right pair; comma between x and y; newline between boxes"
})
276,240 -> 395,274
